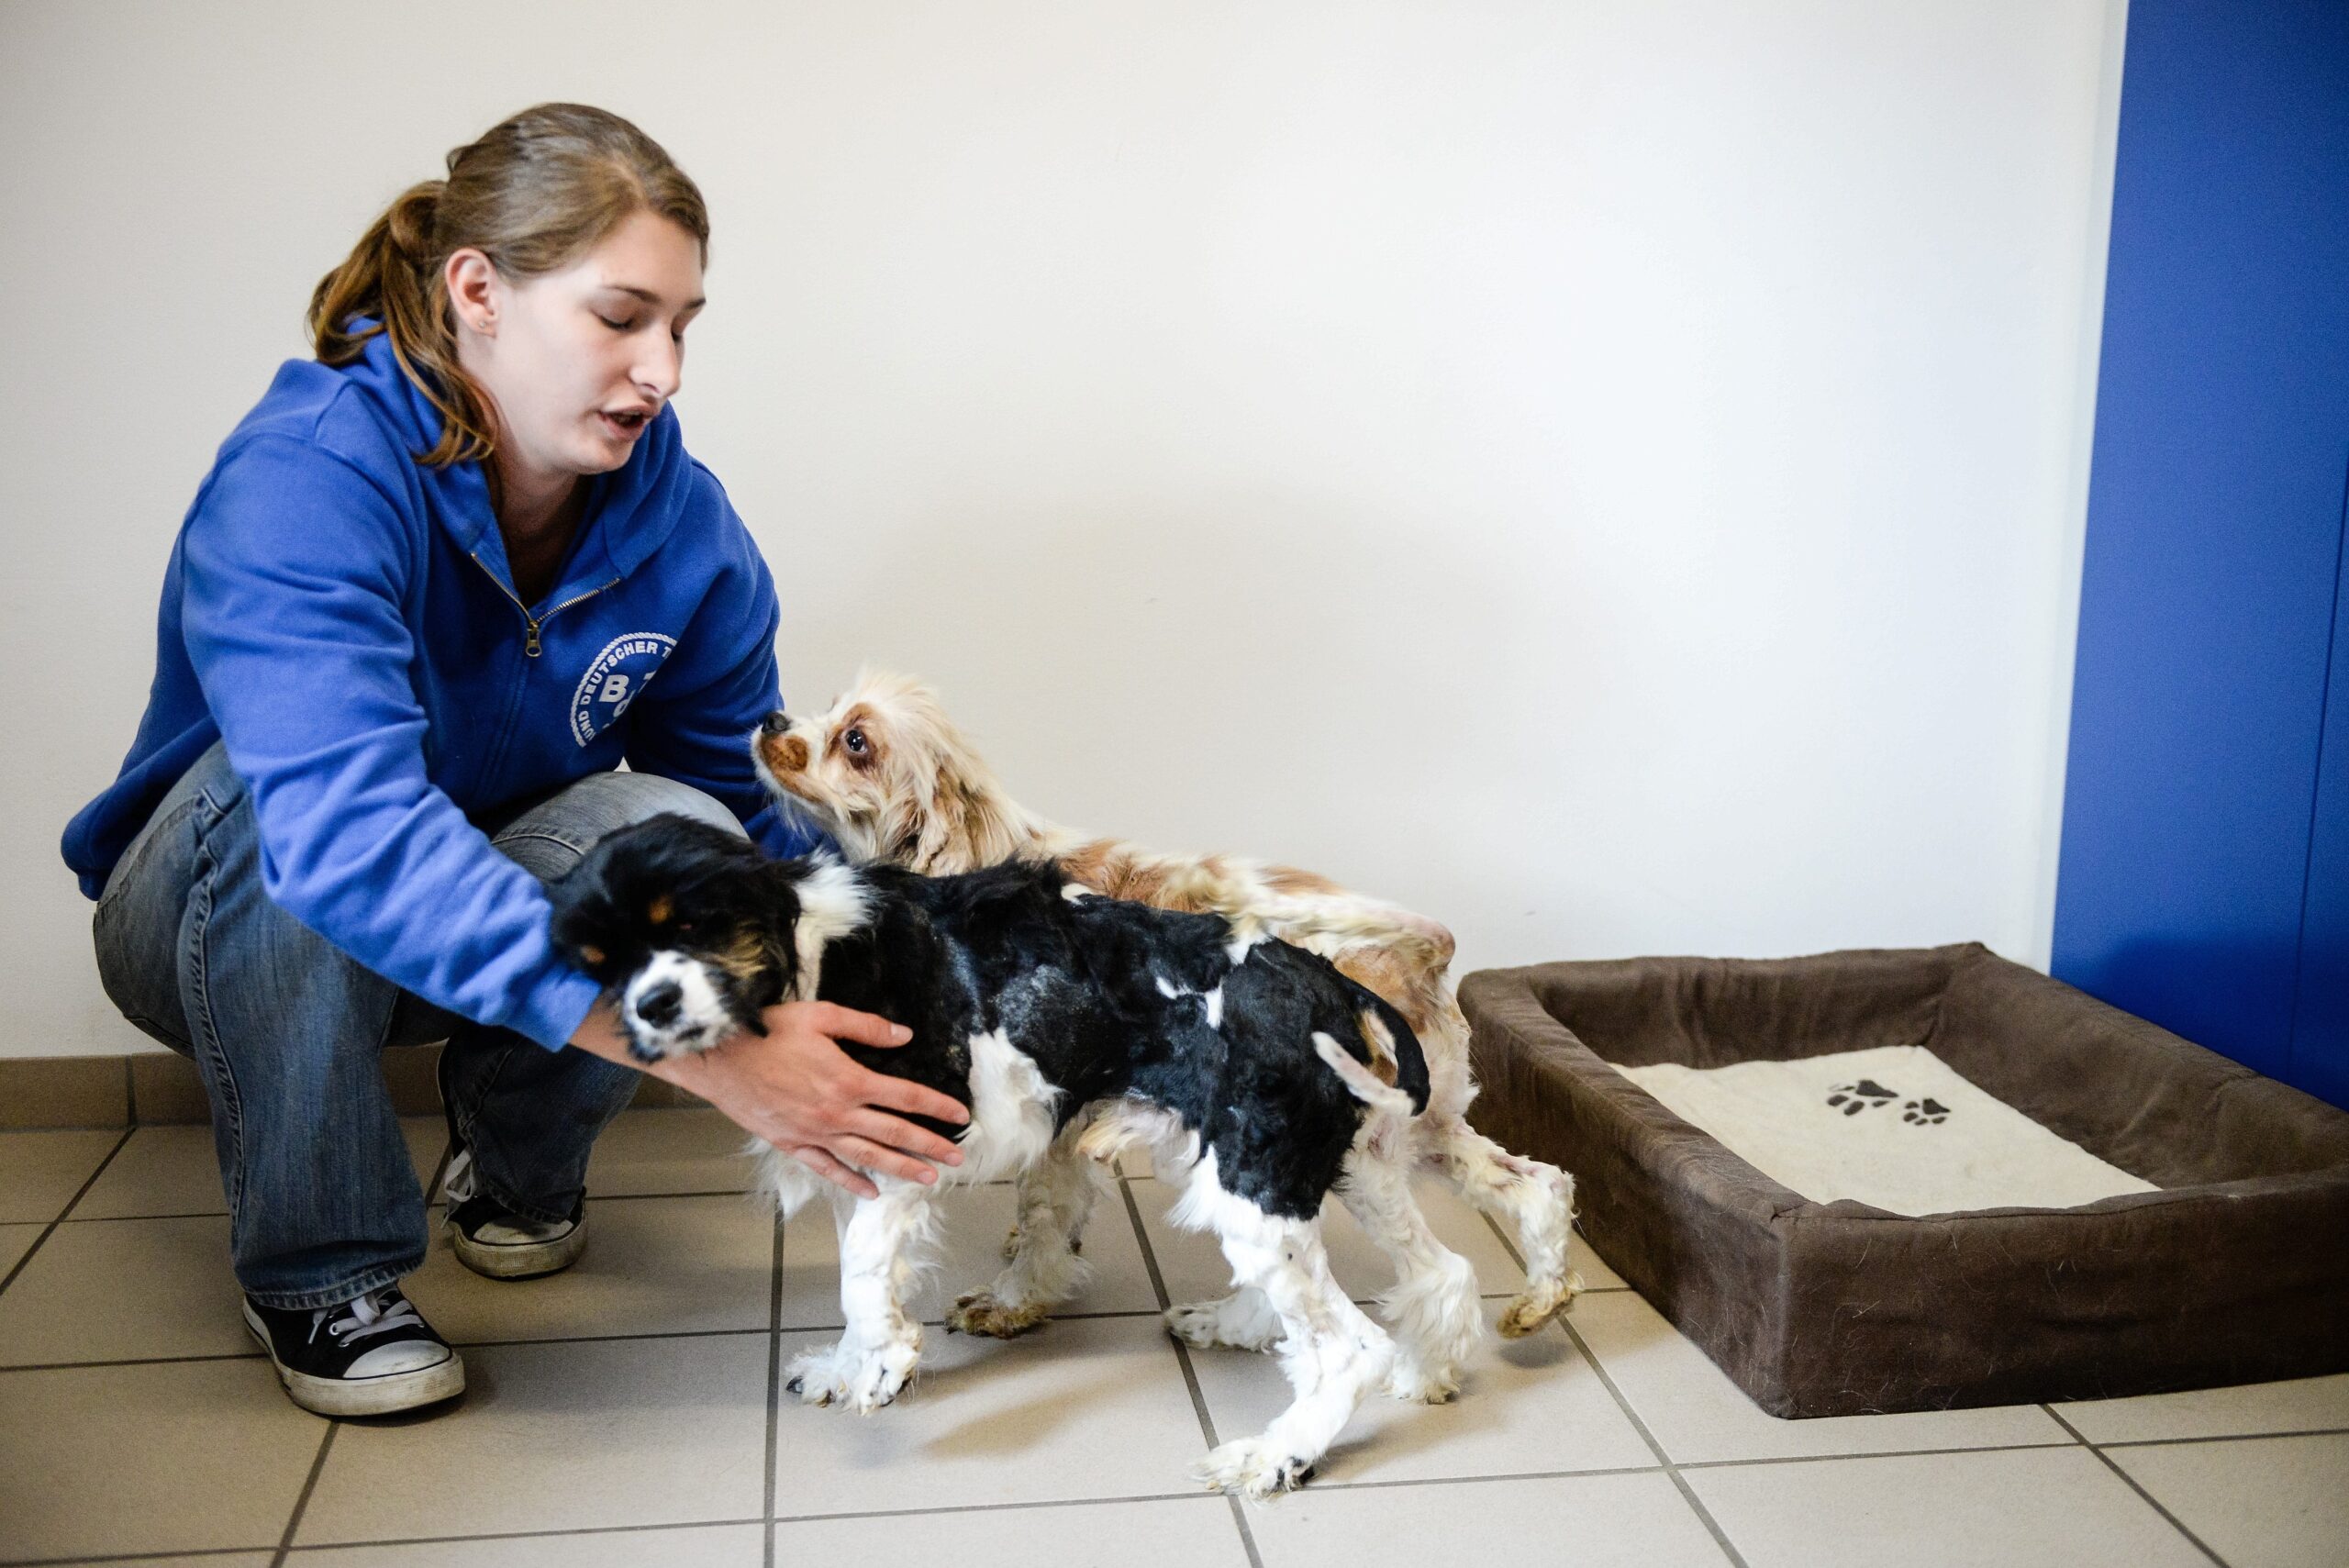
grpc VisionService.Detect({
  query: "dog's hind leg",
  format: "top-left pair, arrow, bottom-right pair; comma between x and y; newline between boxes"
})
785,1181 -> 939,1413
1182,1175 -> 1394,1500
997,1141 -> 1103,1261
1426,1120 -> 1581,1338
1336,1153 -> 1485,1403
950,1132 -> 1102,1338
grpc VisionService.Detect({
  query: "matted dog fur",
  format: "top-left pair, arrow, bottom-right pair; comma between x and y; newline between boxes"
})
751,671 -> 1581,1339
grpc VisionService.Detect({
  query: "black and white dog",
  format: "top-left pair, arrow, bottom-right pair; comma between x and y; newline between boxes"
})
547,814 -> 1486,1498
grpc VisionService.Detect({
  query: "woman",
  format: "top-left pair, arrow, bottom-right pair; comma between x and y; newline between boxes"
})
61,104 -> 966,1418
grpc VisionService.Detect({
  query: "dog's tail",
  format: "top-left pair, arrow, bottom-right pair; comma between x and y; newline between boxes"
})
1314,984 -> 1432,1118
1314,1032 -> 1417,1118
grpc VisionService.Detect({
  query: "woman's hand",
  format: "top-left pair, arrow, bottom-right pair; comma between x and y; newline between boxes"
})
570,998 -> 968,1199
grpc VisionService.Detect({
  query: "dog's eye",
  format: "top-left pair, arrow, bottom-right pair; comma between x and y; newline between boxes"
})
844,728 -> 868,755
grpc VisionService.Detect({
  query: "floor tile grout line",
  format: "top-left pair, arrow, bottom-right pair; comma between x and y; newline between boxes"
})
0,1310 -> 1194,1378
1118,1175 -> 1264,1568
2043,1404 -> 2232,1568
5,1545 -> 276,1567
774,1491 -> 1226,1526
591,1187 -> 756,1201
763,1208 -> 785,1568
1675,1440 -> 2091,1471
275,1516 -> 767,1554
1554,1314 -> 1753,1568
1475,1205 -> 1530,1273
0,1127 -> 134,1303
1310,1463 -> 1664,1494
47,1202 -> 772,1224
270,1418 -> 340,1567
0,1283 -> 1617,1371
451,1325 -> 774,1350
2,1350 -> 269,1373
237,1494 -> 1255,1558
2096,1424 -> 2349,1450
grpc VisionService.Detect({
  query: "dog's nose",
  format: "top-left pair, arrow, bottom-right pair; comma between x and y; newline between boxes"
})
760,710 -> 790,736
635,980 -> 683,1026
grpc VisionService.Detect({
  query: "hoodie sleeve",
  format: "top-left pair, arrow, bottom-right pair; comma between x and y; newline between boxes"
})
619,483 -> 831,862
179,433 -> 606,1051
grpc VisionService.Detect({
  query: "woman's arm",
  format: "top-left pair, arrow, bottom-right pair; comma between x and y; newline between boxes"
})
567,997 -> 969,1200
182,433 -> 606,1049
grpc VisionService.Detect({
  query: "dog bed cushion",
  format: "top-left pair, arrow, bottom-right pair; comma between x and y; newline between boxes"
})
1461,944 -> 2349,1417
1616,1045 -> 2158,1217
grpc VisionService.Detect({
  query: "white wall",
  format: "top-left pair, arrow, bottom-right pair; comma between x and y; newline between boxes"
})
0,0 -> 2125,1058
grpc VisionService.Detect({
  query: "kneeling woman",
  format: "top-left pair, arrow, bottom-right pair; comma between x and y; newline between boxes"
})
62,104 -> 967,1417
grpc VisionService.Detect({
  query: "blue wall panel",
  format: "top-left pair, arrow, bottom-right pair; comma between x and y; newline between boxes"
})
2292,520 -> 2348,1106
2054,0 -> 2349,1102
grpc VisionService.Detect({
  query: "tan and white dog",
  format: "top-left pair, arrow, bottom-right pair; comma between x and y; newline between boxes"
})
751,672 -> 1581,1349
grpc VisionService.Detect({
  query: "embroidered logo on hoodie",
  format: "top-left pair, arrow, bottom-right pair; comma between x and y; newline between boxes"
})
572,633 -> 677,744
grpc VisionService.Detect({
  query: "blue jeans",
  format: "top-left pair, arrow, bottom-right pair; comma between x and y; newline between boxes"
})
91,740 -> 743,1309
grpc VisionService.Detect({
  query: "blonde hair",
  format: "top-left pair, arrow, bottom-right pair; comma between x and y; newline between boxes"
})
306,103 -> 709,467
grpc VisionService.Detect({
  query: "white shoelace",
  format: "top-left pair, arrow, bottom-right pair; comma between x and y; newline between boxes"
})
310,1286 -> 424,1347
440,1145 -> 478,1206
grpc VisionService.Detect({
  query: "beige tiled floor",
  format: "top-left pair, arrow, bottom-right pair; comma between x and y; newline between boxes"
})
1,1108 -> 2341,1566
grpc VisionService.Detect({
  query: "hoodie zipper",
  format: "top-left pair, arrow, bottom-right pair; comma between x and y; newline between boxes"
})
469,552 -> 620,658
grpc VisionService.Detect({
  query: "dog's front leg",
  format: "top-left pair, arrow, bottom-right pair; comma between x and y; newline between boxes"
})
785,1181 -> 937,1413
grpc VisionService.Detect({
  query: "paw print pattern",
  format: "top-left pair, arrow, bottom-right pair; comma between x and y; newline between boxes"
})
1826,1079 -> 1898,1116
1902,1097 -> 1950,1126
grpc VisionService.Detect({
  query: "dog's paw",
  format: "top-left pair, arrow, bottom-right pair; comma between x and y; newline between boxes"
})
1902,1096 -> 1951,1126
1384,1359 -> 1461,1405
1164,1294 -> 1282,1352
1497,1273 -> 1582,1340
1192,1437 -> 1316,1501
946,1288 -> 1047,1339
784,1337 -> 918,1413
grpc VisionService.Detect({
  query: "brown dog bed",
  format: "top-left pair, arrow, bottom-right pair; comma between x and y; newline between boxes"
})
1461,943 -> 2349,1417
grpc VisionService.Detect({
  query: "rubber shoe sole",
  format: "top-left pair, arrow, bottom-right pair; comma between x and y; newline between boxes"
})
450,1211 -> 589,1281
242,1300 -> 465,1418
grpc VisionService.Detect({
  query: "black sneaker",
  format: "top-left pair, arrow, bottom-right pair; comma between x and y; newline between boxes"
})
439,1143 -> 588,1280
242,1285 -> 464,1417
436,1049 -> 587,1281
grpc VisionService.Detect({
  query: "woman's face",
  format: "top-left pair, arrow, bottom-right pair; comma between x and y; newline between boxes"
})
448,208 -> 707,486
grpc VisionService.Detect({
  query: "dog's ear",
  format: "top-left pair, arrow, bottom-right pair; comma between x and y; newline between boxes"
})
911,753 -> 1021,873
547,838 -> 630,973
742,861 -> 806,997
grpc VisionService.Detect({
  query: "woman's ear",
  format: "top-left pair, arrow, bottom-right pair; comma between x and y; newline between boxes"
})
445,247 -> 499,338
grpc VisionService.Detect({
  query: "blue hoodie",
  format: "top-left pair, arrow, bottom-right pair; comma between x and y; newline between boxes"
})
61,326 -> 824,1050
